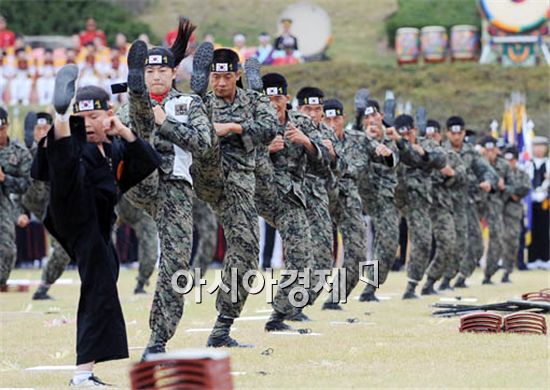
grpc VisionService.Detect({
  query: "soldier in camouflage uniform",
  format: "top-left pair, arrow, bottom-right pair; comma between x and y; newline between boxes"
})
442,117 -> 498,289
322,99 -> 396,310
201,49 -> 277,346
191,196 -> 218,274
421,119 -> 467,295
478,136 -> 512,284
18,113 -> 73,300
501,146 -> 531,282
358,100 -> 401,302
259,73 -> 328,331
389,114 -> 447,299
117,34 -> 213,358
115,196 -> 158,294
0,107 -> 32,290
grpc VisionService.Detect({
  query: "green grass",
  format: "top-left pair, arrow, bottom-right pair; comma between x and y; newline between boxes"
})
1,267 -> 549,388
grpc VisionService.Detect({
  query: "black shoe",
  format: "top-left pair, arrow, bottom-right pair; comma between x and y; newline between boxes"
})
53,64 -> 79,114
482,277 -> 493,285
453,277 -> 467,289
140,344 -> 166,362
421,279 -> 438,296
438,278 -> 454,291
32,286 -> 54,300
402,282 -> 419,300
244,57 -> 263,92
358,291 -> 379,302
354,88 -> 370,114
190,42 -> 214,95
207,333 -> 253,348
501,272 -> 511,283
322,301 -> 343,310
134,281 -> 147,294
265,319 -> 293,332
287,311 -> 311,322
127,40 -> 148,95
24,111 -> 37,148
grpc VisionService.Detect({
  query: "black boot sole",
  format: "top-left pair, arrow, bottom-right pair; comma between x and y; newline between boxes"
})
190,42 -> 214,95
127,40 -> 148,95
53,64 -> 78,114
244,57 -> 263,92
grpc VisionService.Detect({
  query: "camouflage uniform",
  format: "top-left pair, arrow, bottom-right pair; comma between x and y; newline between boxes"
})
267,110 -> 327,318
394,137 -> 446,284
118,87 -> 212,349
192,196 -> 218,274
22,142 -> 73,289
0,138 -> 32,287
425,148 -> 467,281
359,135 -> 400,295
484,156 -> 512,280
305,121 -> 339,305
115,196 -> 158,287
327,129 -> 396,302
202,88 -> 277,320
502,166 -> 531,275
443,141 -> 498,281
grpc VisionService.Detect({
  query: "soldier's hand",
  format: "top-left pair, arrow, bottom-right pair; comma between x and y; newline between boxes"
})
375,144 -> 392,157
497,177 -> 505,191
34,125 -> 49,143
285,123 -> 308,146
479,180 -> 492,193
17,214 -> 29,228
322,139 -> 336,160
214,123 -> 235,137
103,116 -> 136,142
152,105 -> 167,125
440,165 -> 455,177
269,135 -> 285,154
511,194 -> 521,202
385,126 -> 401,141
0,167 -> 4,183
411,144 -> 426,156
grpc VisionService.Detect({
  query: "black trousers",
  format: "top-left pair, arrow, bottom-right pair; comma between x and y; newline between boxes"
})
529,202 -> 550,262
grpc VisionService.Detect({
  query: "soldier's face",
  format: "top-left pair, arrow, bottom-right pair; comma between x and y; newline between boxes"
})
324,115 -> 344,135
363,112 -> 383,136
76,110 -> 110,144
210,72 -> 238,100
268,95 -> 289,114
447,130 -> 464,148
0,123 -> 8,146
34,123 -> 51,143
533,144 -> 548,158
426,131 -> 441,143
145,66 -> 176,95
299,104 -> 324,125
485,147 -> 498,162
402,128 -> 416,143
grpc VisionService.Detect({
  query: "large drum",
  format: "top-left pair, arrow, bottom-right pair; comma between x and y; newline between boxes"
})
421,26 -> 448,63
395,27 -> 420,64
451,25 -> 479,61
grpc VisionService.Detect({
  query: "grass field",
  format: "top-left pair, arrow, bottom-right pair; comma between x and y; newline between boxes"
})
1,267 -> 548,389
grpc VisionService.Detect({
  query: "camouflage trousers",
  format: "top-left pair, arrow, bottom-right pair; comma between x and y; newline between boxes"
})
40,237 -> 72,285
458,202 -> 483,278
401,198 -> 433,283
254,149 -> 277,227
215,171 -> 260,319
326,192 -> 367,302
502,212 -> 522,274
444,200 -> 469,280
0,213 -> 16,287
426,206 -> 456,281
192,197 -> 218,274
304,185 -> 334,305
127,174 -> 193,347
485,203 -> 505,279
117,196 -> 159,286
362,196 -> 400,295
271,193 -> 313,317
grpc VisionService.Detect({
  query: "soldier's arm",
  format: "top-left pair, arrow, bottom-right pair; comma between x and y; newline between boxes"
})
157,97 -> 213,157
239,94 -> 278,150
422,141 -> 447,170
471,152 -> 499,189
395,138 -> 425,167
302,120 -> 331,175
364,136 -> 396,168
504,170 -> 531,199
1,146 -> 32,195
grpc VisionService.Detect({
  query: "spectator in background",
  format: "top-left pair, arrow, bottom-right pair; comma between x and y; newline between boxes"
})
9,48 -> 33,106
0,50 -> 8,102
79,17 -> 107,47
115,33 -> 129,56
274,18 -> 298,51
138,33 -> 151,48
104,47 -> 128,104
65,47 -> 78,65
35,48 -> 56,105
272,37 -> 303,66
232,33 -> 255,62
0,15 -> 15,49
255,32 -> 274,65
203,32 -> 221,49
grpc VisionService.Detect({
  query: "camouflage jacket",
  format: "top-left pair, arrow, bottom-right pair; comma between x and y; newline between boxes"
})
444,141 -> 499,205
0,138 -> 32,221
21,142 -> 50,220
503,166 -> 531,219
488,155 -> 512,208
270,110 -> 328,208
431,146 -> 467,211
118,88 -> 213,181
395,136 -> 447,208
203,87 -> 277,172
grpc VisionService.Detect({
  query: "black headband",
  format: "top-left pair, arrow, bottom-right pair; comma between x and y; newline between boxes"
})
73,98 -> 109,113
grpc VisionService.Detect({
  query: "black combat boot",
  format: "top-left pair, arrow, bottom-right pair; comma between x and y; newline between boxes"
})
359,285 -> 379,302
421,277 -> 438,296
134,280 -> 147,294
501,272 -> 511,283
482,276 -> 493,285
207,315 -> 253,348
265,311 -> 293,332
438,277 -> 454,291
402,281 -> 419,300
32,284 -> 54,300
453,276 -> 467,289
